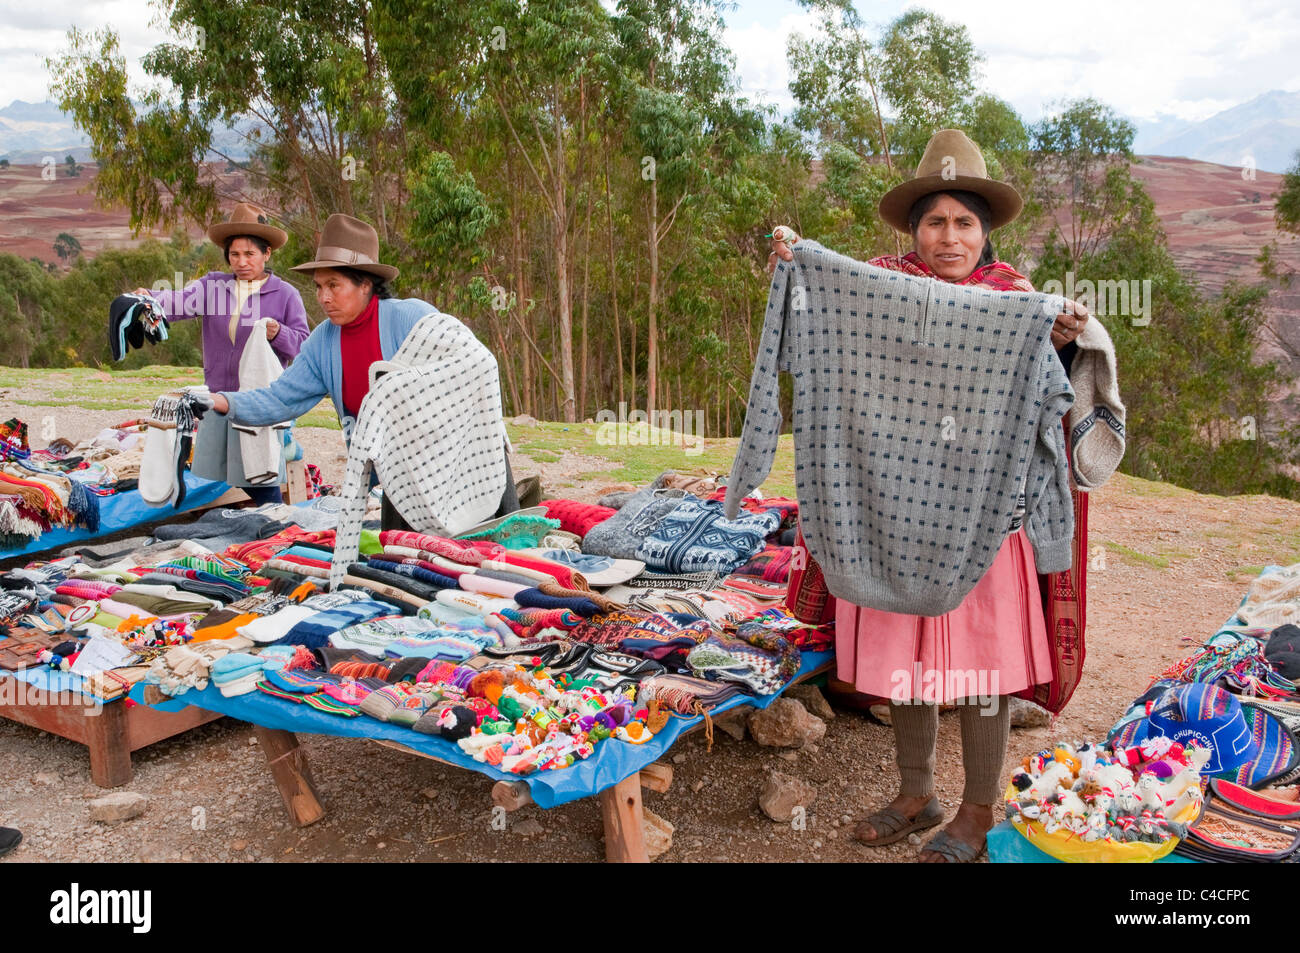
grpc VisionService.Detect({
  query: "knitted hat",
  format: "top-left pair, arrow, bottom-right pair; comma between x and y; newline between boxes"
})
108,294 -> 168,362
1233,702 -> 1299,788
1110,683 -> 1258,775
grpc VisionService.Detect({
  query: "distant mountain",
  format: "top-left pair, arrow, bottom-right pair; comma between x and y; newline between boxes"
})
0,100 -> 90,161
1130,90 -> 1300,174
0,99 -> 262,165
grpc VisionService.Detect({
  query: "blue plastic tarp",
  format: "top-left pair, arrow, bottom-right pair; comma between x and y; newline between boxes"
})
1,473 -> 231,559
133,650 -> 833,808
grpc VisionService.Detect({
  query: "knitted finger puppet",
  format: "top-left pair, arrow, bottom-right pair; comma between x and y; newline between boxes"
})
437,705 -> 477,741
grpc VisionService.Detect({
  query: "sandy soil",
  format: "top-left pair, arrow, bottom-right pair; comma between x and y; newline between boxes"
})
0,394 -> 1296,863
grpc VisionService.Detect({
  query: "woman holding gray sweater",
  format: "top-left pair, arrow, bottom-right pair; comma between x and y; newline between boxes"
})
765,129 -> 1121,862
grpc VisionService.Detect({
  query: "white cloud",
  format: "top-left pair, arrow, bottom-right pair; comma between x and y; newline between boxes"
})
0,0 -> 172,104
900,0 -> 1300,122
3,0 -> 1298,130
723,10 -> 824,116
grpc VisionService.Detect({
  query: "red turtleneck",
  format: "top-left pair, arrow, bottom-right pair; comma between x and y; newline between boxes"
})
340,295 -> 382,420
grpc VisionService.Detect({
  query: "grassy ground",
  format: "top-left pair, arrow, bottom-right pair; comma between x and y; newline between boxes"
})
0,366 -> 340,429
505,419 -> 798,498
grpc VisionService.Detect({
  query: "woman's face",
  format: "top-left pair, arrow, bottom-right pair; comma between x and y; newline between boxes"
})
227,237 -> 271,281
313,268 -> 373,326
912,194 -> 987,282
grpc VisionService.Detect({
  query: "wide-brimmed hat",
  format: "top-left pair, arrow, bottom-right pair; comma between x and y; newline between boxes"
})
207,203 -> 288,250
878,128 -> 1023,233
291,213 -> 398,281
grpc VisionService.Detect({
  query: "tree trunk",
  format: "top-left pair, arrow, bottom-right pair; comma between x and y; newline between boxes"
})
646,177 -> 659,419
605,147 -> 624,409
553,86 -> 577,423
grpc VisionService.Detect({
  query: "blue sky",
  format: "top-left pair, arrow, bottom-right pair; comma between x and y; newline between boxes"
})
2,0 -> 1298,125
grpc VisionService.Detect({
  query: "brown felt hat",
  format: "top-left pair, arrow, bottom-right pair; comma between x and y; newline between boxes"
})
878,129 -> 1023,234
291,213 -> 398,281
207,203 -> 288,250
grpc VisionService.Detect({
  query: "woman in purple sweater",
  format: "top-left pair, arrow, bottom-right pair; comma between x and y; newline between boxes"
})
135,204 -> 310,503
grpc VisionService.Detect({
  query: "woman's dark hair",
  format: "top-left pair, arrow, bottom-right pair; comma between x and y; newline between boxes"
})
907,189 -> 997,269
335,265 -> 393,300
223,235 -> 272,264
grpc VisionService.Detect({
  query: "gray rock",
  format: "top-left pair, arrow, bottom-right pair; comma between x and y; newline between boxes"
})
786,684 -> 836,721
643,808 -> 674,860
1009,696 -> 1052,728
511,414 -> 540,427
89,791 -> 147,823
749,698 -> 826,748
759,771 -> 818,822
514,817 -> 543,836
136,842 -> 180,863
713,708 -> 750,741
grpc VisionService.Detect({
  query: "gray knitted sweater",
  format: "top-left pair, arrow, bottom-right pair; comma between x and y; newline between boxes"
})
724,241 -> 1075,616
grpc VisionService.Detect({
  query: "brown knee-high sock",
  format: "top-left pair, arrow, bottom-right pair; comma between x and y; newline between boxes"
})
889,702 -> 939,798
957,696 -> 1012,805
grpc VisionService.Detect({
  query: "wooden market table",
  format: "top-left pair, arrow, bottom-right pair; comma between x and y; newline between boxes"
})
0,681 -> 223,787
0,468 -> 311,787
247,658 -> 835,863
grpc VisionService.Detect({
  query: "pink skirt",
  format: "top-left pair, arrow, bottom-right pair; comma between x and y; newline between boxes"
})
835,528 -> 1051,704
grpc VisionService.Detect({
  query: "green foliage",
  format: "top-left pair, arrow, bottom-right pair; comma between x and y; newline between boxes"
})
1033,189 -> 1300,497
1275,149 -> 1300,235
0,238 -> 216,369
1029,98 -> 1142,267
53,233 -> 83,262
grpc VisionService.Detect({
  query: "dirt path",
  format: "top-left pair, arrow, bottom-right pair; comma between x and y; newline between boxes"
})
1,394 -> 1296,863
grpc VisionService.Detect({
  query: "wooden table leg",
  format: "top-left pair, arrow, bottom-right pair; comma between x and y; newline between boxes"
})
598,772 -> 649,863
85,697 -> 132,788
254,726 -> 325,827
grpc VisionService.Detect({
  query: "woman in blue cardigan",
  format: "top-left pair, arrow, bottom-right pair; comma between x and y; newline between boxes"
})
208,213 -> 518,528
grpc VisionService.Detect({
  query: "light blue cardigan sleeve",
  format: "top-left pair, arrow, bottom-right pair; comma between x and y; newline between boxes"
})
219,298 -> 436,431
221,323 -> 332,426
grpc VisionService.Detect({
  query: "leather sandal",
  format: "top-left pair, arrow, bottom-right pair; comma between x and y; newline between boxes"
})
918,829 -> 987,863
852,797 -> 944,847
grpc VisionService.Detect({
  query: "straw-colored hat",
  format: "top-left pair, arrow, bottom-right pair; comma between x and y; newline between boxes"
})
207,203 -> 287,249
291,213 -> 398,281
878,129 -> 1023,233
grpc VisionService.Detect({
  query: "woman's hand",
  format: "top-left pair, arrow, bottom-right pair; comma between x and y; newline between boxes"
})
265,319 -> 280,341
210,394 -> 230,415
1051,298 -> 1090,350
766,225 -> 800,275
